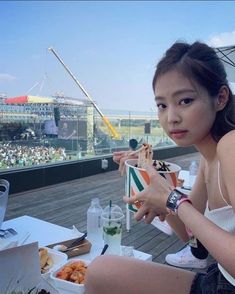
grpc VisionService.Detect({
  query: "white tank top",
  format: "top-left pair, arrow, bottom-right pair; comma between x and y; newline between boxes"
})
204,162 -> 235,285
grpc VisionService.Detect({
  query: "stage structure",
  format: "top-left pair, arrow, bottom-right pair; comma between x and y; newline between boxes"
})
2,94 -> 94,153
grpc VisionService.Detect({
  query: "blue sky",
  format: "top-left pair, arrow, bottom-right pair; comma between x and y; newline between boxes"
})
1,1 -> 235,111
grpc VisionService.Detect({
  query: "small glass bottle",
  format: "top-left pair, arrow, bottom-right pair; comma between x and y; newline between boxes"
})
87,198 -> 103,245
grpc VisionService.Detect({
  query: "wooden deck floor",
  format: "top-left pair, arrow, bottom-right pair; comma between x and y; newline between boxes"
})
5,152 -> 213,271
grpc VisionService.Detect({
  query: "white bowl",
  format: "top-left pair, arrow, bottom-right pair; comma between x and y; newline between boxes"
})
50,259 -> 90,294
40,247 -> 68,279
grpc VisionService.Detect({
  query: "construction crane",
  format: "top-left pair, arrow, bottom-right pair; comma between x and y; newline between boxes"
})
48,47 -> 121,140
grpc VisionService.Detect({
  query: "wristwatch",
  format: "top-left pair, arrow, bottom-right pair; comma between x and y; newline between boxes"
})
166,188 -> 191,214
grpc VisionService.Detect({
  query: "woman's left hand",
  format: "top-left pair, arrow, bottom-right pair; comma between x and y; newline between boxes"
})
123,164 -> 172,223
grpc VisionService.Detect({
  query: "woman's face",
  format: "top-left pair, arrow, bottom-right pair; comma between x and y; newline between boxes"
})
154,69 -> 218,147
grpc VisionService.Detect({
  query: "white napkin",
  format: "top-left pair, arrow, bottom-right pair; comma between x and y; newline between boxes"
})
0,232 -> 31,250
71,225 -> 83,237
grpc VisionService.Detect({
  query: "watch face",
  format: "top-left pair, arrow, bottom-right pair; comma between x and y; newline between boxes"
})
167,189 -> 184,211
167,191 -> 179,210
167,201 -> 176,211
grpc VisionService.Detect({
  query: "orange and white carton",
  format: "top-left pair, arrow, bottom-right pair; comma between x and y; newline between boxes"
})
125,159 -> 181,212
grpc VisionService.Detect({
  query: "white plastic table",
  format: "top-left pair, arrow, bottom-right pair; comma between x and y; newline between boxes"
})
2,215 -> 152,261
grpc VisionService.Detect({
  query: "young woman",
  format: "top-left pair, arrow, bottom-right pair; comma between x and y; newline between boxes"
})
85,41 -> 235,293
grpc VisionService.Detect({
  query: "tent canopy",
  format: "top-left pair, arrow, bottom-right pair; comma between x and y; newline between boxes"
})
5,95 -> 55,104
215,45 -> 235,83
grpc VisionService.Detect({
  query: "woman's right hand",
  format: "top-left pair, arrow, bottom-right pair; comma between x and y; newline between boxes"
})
123,163 -> 172,223
113,151 -> 137,175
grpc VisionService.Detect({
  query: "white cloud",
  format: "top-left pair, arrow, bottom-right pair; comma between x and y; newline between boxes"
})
207,31 -> 235,47
0,73 -> 17,81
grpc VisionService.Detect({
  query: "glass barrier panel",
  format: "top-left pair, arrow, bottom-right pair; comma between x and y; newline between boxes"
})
0,99 -> 175,171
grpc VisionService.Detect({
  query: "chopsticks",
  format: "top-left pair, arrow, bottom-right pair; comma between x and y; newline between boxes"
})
62,242 -> 87,253
128,145 -> 146,156
69,232 -> 87,248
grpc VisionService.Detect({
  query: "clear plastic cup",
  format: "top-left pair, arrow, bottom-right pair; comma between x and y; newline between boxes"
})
102,204 -> 124,255
0,179 -> 10,229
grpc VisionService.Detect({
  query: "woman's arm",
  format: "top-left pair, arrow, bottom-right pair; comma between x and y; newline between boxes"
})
165,214 -> 189,242
177,202 -> 235,278
176,135 -> 235,273
166,157 -> 208,242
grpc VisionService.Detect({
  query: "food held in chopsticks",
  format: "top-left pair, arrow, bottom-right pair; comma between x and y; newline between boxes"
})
129,143 -> 153,168
132,143 -> 170,171
137,143 -> 153,167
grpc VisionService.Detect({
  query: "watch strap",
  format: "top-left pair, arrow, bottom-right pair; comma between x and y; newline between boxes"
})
177,197 -> 192,213
166,189 -> 191,214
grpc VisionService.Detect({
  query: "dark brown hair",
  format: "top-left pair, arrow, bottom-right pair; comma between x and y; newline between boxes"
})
152,41 -> 235,142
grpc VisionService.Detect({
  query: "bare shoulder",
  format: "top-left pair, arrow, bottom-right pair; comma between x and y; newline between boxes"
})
217,131 -> 235,182
217,130 -> 235,155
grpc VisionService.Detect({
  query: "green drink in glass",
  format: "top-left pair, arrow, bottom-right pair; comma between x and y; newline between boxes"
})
102,204 -> 124,255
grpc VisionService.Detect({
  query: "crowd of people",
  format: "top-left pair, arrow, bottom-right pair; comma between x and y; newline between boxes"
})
0,143 -> 67,169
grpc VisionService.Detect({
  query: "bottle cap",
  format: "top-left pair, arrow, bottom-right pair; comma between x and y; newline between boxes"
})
91,198 -> 100,205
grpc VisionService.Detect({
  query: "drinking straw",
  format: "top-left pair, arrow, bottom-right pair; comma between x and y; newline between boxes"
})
100,244 -> 109,255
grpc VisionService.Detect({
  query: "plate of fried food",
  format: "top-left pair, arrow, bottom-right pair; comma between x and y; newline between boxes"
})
39,247 -> 68,279
50,259 -> 90,294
